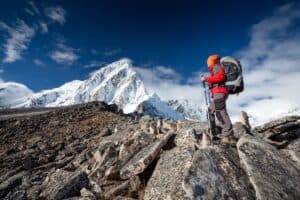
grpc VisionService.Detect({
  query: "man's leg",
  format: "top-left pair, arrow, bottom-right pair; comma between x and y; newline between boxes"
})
208,98 -> 216,136
213,93 -> 233,137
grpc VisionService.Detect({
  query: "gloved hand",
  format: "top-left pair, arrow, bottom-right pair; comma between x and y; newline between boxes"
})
200,76 -> 206,82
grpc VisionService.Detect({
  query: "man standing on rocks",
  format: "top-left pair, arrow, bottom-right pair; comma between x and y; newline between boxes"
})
201,54 -> 237,144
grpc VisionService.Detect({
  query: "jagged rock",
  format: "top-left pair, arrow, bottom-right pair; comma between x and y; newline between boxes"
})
253,116 -> 300,133
80,188 -> 96,199
0,171 -> 27,198
162,119 -> 177,131
175,128 -> 202,150
114,196 -> 137,200
144,147 -> 194,200
237,135 -> 300,200
2,185 -> 27,200
287,138 -> 300,166
233,122 -> 251,139
118,131 -> 156,162
39,169 -> 90,200
104,176 -> 140,199
183,146 -> 255,200
88,180 -> 103,197
120,132 -> 174,179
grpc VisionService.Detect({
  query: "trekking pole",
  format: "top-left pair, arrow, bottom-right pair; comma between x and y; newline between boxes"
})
201,76 -> 214,140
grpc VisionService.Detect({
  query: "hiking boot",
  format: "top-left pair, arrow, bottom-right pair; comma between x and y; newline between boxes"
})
220,135 -> 237,145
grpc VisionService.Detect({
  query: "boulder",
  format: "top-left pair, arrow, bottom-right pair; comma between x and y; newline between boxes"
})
0,171 -> 27,198
175,128 -> 202,150
286,138 -> 300,166
237,135 -> 300,200
183,146 -> 255,200
143,147 -> 194,200
120,132 -> 174,179
39,169 -> 90,200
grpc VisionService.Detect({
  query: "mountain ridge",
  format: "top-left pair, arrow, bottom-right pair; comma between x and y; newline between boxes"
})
0,59 -> 184,120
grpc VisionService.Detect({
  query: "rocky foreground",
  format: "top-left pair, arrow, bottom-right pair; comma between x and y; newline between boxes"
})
0,102 -> 300,200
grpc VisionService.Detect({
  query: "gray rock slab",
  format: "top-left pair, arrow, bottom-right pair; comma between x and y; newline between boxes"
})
237,135 -> 300,200
183,146 -> 255,200
143,147 -> 194,200
39,169 -> 89,200
120,132 -> 174,180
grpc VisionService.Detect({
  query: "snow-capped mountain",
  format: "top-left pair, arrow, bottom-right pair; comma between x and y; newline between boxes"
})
0,82 -> 33,108
0,59 -> 182,119
168,99 -> 204,121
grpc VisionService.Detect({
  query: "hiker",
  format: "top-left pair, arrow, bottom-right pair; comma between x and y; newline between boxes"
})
201,54 -> 237,144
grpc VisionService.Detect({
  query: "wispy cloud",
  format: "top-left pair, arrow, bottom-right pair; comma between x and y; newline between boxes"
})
33,59 -> 45,66
50,42 -> 79,65
28,1 -> 40,15
103,48 -> 121,56
0,19 -> 35,63
134,65 -> 203,104
25,8 -> 35,16
135,3 -> 300,125
84,60 -> 106,68
39,21 -> 48,34
229,2 -> 300,124
45,6 -> 67,25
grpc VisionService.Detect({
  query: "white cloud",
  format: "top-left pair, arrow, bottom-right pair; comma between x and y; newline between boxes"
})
135,3 -> 300,125
33,59 -> 45,66
50,42 -> 79,65
45,6 -> 67,25
39,21 -> 48,34
134,65 -> 204,103
28,1 -> 40,15
0,19 -> 35,63
228,3 -> 300,124
103,48 -> 121,56
84,60 -> 106,68
25,8 -> 35,16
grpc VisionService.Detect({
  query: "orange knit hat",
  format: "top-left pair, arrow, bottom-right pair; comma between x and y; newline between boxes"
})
207,54 -> 221,67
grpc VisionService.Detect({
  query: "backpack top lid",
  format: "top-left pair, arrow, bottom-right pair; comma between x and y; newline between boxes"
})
220,56 -> 241,68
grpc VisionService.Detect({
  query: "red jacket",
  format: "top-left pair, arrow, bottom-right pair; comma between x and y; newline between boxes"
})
204,64 -> 229,95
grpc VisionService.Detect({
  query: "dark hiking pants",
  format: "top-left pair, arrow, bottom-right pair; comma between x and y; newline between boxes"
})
209,93 -> 233,136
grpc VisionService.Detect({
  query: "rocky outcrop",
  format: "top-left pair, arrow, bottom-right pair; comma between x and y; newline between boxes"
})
39,170 -> 90,200
184,146 -> 255,200
0,102 -> 300,199
237,135 -> 300,200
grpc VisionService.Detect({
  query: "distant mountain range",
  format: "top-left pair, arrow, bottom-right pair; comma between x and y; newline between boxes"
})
0,59 -> 203,120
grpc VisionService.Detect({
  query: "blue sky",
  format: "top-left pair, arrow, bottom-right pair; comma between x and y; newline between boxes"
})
0,0 -> 292,91
1,0 -> 300,124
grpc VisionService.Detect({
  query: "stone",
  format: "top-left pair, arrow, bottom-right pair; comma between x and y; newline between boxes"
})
253,116 -> 300,133
3,185 -> 27,200
120,132 -> 174,180
175,128 -> 203,150
104,180 -> 130,199
233,122 -> 251,139
143,147 -> 194,200
183,146 -> 255,200
162,119 -> 177,131
237,135 -> 300,200
149,121 -> 159,135
80,188 -> 96,199
0,171 -> 27,198
286,138 -> 300,166
39,169 -> 90,200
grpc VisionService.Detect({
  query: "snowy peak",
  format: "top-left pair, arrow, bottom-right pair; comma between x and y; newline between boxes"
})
75,58 -> 150,113
0,59 -> 183,120
0,82 -> 33,108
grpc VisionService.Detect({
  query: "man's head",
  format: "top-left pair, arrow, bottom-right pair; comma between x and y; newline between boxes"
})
207,54 -> 221,68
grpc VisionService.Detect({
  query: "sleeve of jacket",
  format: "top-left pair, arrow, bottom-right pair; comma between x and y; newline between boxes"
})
205,66 -> 226,84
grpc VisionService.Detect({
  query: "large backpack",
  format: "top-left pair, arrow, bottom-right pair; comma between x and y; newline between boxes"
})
220,56 -> 244,94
